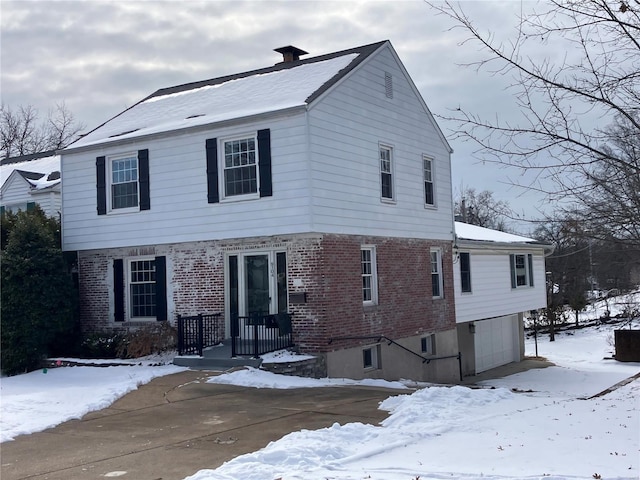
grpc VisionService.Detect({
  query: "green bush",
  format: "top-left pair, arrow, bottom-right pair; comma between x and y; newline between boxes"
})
1,207 -> 77,375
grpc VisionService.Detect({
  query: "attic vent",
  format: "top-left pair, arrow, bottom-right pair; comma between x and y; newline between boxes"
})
108,128 -> 140,138
385,72 -> 393,99
186,114 -> 205,119
274,45 -> 308,64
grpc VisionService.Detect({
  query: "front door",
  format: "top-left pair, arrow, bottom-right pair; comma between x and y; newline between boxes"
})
227,251 -> 288,336
245,254 -> 270,316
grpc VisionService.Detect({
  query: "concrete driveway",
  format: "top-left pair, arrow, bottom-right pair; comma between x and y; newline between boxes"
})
1,370 -> 406,480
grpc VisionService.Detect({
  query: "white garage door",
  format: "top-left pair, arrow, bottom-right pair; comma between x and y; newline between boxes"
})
474,314 -> 519,373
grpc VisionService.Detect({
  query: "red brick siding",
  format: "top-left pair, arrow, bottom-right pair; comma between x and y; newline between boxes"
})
77,234 -> 456,351
294,235 -> 456,353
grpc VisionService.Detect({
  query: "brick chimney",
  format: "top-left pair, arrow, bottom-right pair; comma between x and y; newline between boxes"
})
274,45 -> 308,63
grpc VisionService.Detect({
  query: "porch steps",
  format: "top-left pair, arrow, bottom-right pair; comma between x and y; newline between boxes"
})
173,342 -> 263,370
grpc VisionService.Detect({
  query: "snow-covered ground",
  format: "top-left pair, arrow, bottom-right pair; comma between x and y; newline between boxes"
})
188,320 -> 640,480
1,320 -> 638,480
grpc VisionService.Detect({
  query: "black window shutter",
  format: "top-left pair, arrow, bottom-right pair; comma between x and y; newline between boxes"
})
509,254 -> 516,289
138,149 -> 150,210
155,256 -> 167,321
206,138 -> 219,203
26,202 -> 36,211
528,254 -> 534,287
114,259 -> 125,322
96,156 -> 107,215
257,128 -> 272,197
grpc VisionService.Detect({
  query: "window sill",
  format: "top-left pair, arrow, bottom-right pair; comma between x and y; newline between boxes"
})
424,204 -> 437,210
107,207 -> 141,215
219,194 -> 260,203
120,319 -> 158,326
380,198 -> 396,205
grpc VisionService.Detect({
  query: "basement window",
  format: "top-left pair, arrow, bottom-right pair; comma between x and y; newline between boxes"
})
421,334 -> 436,356
363,345 -> 381,369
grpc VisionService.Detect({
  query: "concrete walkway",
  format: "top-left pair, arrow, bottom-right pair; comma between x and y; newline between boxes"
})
1,358 -> 553,480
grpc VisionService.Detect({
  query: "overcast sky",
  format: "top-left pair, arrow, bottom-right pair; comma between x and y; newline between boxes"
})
1,0 -> 564,232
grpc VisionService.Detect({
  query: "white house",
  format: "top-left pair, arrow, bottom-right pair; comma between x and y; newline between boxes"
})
0,151 -> 61,218
60,41 -> 461,382
453,221 -> 553,375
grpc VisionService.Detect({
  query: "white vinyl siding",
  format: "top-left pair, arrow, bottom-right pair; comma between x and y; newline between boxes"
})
1,173 -> 61,218
453,248 -> 547,324
306,44 -> 453,241
61,115 -> 311,251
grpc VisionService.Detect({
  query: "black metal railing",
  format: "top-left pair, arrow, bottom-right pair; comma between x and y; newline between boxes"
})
329,335 -> 463,381
177,313 -> 224,355
232,312 -> 294,358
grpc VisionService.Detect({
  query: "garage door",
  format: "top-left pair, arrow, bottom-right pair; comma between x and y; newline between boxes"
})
474,314 -> 519,373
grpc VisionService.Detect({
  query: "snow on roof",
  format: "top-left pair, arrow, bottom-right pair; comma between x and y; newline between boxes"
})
72,53 -> 359,149
1,155 -> 61,191
454,221 -> 539,244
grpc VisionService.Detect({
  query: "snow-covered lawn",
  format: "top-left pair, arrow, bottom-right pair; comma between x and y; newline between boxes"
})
1,321 -> 638,480
0,358 -> 186,443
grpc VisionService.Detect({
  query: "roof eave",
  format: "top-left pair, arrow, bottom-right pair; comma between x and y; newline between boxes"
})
456,237 -> 553,251
60,105 -> 307,155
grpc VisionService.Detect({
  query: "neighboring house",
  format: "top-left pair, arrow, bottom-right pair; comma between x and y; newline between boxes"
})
0,151 -> 61,217
452,221 -> 553,375
60,40 -> 459,382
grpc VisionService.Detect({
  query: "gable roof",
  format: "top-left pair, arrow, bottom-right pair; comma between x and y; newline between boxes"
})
68,41 -> 389,150
0,153 -> 61,192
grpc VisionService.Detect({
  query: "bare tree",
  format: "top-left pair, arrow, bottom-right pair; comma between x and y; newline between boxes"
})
576,113 -> 640,245
454,187 -> 511,231
1,103 -> 84,158
430,1 -> 639,243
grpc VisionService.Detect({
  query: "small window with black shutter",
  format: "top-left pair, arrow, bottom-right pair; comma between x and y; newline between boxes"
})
113,256 -> 167,321
207,129 -> 271,203
97,149 -> 150,215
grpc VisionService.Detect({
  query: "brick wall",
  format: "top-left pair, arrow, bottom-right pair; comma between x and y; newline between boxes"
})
77,234 -> 456,352
294,234 -> 456,353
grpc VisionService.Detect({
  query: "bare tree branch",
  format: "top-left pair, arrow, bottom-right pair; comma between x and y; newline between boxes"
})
0,103 -> 84,158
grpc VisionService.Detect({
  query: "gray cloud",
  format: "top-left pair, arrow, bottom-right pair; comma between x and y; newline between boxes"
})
1,0 -> 555,228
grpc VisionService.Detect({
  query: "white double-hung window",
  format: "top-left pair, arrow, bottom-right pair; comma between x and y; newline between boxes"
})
110,154 -> 139,210
129,258 -> 156,318
510,253 -> 534,288
424,155 -> 435,207
223,136 -> 258,198
361,246 -> 378,304
379,145 -> 394,201
431,248 -> 443,298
